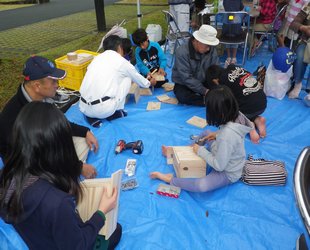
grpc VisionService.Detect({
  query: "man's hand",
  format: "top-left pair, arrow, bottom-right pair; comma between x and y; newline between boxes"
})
82,163 -> 97,179
86,130 -> 99,152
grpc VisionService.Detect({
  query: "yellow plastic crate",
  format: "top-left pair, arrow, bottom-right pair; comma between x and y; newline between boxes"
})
55,50 -> 99,90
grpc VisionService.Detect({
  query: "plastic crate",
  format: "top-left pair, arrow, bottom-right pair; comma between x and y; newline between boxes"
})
55,50 -> 99,90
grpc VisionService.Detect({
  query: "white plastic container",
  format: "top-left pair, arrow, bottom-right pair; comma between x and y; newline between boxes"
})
146,24 -> 162,42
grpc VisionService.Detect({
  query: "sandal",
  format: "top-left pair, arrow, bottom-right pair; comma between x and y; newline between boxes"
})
224,57 -> 231,68
231,58 -> 237,65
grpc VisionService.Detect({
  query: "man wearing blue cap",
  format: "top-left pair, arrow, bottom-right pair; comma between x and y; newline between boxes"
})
0,56 -> 98,179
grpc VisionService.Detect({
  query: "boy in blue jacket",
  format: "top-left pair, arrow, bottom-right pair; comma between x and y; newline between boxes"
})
132,28 -> 167,87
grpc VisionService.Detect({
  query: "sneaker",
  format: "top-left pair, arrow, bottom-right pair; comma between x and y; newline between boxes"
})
288,83 -> 302,99
85,116 -> 102,128
106,109 -> 128,121
296,234 -> 308,250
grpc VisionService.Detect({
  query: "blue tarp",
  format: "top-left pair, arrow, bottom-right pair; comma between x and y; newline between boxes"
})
1,46 -> 310,249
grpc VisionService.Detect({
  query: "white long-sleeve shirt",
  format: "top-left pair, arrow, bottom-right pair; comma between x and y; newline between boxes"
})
79,50 -> 150,119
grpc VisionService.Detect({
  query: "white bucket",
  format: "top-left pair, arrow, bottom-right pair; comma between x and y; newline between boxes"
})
146,24 -> 162,42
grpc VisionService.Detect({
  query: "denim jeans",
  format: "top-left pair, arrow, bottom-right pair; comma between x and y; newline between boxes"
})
293,42 -> 310,89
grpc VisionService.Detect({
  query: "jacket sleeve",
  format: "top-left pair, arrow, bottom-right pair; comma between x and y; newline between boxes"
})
155,42 -> 167,70
197,137 -> 234,172
135,47 -> 150,76
172,49 -> 207,95
52,196 -> 105,250
122,60 -> 151,88
70,122 -> 89,138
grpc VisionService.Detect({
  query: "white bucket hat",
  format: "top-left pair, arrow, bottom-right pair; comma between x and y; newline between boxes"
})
193,25 -> 219,46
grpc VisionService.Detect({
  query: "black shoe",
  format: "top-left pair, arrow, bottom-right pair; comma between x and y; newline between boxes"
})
106,110 -> 127,121
296,234 -> 308,250
85,115 -> 102,128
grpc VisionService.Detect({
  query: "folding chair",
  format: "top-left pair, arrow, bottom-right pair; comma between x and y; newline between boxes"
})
250,4 -> 288,57
215,11 -> 250,66
162,10 -> 191,67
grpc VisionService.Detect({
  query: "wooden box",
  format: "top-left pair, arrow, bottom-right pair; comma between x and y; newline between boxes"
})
126,82 -> 140,103
77,170 -> 122,239
172,146 -> 206,178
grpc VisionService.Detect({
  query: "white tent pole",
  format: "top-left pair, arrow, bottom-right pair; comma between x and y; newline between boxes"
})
137,0 -> 141,28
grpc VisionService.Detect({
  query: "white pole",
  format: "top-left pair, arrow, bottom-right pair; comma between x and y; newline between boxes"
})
137,0 -> 141,28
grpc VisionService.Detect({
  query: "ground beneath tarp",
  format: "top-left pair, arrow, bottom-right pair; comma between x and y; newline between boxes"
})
1,44 -> 310,249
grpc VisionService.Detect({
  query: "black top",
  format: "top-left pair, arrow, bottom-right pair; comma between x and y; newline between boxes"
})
0,85 -> 89,159
220,65 -> 267,116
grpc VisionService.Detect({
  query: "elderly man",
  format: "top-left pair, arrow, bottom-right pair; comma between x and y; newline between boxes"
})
79,35 -> 156,123
172,24 -> 219,106
0,56 -> 98,179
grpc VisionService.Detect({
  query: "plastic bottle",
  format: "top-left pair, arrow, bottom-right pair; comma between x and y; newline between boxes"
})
213,0 -> 218,13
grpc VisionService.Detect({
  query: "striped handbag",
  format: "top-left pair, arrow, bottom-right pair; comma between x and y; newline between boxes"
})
241,155 -> 287,186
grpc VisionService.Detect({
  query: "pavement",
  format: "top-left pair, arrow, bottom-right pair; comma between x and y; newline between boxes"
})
0,0 -> 115,31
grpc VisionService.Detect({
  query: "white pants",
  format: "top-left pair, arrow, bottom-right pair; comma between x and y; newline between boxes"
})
73,136 -> 89,163
79,77 -> 132,119
169,4 -> 190,33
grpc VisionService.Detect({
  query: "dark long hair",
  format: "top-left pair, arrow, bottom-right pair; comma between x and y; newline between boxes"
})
0,102 -> 82,221
205,85 -> 239,127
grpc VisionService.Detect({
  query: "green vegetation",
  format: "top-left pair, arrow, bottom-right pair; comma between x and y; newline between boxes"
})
0,1 -> 168,109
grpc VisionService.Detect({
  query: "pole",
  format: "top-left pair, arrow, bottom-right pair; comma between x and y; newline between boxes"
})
94,0 -> 106,32
137,0 -> 141,28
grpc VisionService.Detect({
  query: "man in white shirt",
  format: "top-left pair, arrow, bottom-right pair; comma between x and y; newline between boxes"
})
79,35 -> 156,124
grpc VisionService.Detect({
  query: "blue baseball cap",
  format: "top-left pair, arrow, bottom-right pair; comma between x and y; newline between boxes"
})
23,56 -> 66,81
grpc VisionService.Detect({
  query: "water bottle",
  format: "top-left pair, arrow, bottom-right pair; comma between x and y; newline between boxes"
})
213,0 -> 218,13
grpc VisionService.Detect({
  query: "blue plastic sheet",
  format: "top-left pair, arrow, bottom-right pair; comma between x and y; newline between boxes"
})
1,47 -> 310,249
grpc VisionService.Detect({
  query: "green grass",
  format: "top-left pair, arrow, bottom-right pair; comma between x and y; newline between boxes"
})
0,4 -> 32,10
0,3 -> 168,109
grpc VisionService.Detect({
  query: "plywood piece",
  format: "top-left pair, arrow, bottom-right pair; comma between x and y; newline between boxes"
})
161,83 -> 174,92
166,146 -> 174,165
60,53 -> 94,65
146,101 -> 161,111
140,88 -> 153,96
186,116 -> 207,128
161,97 -> 179,105
77,170 -> 122,239
172,146 -> 206,178
156,94 -> 171,102
126,82 -> 140,103
152,72 -> 165,82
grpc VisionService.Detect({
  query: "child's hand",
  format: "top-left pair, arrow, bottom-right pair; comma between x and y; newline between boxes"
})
192,144 -> 200,154
203,132 -> 217,141
158,68 -> 166,76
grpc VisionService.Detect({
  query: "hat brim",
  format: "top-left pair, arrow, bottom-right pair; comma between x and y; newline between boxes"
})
47,68 -> 66,80
193,31 -> 219,46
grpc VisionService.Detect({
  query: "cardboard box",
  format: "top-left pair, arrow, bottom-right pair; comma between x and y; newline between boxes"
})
172,146 -> 206,178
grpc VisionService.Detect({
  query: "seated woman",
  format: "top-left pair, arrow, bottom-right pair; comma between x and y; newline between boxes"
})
0,102 -> 122,250
288,2 -> 310,99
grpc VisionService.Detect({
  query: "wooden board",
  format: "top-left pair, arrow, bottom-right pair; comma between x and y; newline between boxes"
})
146,101 -> 161,111
140,88 -> 153,96
156,94 -> 170,102
161,97 -> 178,105
152,72 -> 165,82
126,82 -> 140,103
161,83 -> 174,92
186,116 -> 207,128
77,170 -> 122,239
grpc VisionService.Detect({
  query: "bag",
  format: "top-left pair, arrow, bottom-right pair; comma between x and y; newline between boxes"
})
263,60 -> 293,100
241,155 -> 287,186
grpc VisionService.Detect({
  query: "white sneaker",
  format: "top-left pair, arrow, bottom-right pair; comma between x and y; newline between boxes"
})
288,83 -> 302,99
304,94 -> 310,107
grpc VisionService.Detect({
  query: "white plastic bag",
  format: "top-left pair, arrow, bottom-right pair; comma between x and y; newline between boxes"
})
97,20 -> 127,52
264,60 -> 292,100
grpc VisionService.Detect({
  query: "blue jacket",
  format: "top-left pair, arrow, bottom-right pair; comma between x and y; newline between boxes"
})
135,41 -> 167,76
2,178 -> 104,250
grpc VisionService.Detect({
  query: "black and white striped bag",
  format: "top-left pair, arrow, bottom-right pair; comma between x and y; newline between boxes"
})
241,155 -> 287,186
